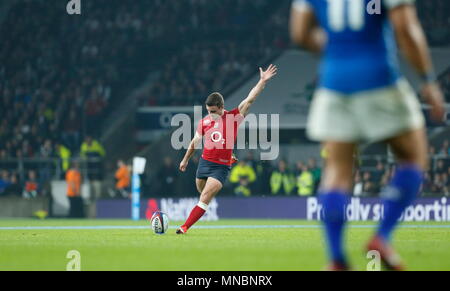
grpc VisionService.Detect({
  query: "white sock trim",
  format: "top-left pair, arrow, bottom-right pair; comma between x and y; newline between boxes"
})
197,202 -> 208,211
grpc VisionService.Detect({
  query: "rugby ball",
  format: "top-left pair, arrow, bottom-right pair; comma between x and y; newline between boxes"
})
150,211 -> 169,234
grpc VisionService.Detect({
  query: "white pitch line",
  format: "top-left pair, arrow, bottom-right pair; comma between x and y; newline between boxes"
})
0,224 -> 449,230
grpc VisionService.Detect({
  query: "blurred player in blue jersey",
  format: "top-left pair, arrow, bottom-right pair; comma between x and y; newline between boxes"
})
290,0 -> 445,270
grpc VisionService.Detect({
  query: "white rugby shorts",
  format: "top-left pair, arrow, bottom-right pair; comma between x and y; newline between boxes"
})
306,78 -> 425,143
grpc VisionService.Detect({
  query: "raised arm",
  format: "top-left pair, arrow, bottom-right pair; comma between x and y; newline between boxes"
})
389,3 -> 445,122
238,64 -> 277,117
179,132 -> 202,172
289,0 -> 326,53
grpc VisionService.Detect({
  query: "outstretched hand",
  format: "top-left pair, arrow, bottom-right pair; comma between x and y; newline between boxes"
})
238,64 -> 278,116
259,64 -> 277,83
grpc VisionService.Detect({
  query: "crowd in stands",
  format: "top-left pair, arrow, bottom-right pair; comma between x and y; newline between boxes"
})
0,168 -> 40,198
0,0 -> 287,167
0,0 -> 287,197
137,0 -> 288,107
136,0 -> 450,108
0,0 -> 128,174
147,139 -> 450,198
0,136 -> 106,197
0,0 -> 449,199
4,136 -> 448,199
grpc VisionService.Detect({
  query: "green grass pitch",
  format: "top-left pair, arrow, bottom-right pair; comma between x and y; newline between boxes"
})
0,219 -> 449,271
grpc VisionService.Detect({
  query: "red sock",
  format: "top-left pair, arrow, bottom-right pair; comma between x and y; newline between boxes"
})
182,202 -> 207,230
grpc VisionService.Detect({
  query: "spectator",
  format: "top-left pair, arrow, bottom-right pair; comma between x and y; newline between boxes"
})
380,168 -> 392,189
234,176 -> 252,197
422,172 -> 433,195
307,158 -> 321,193
229,159 -> 256,193
4,173 -> 22,196
439,139 -> 449,156
66,162 -> 84,218
431,173 -> 447,195
39,139 -> 54,158
433,159 -> 447,177
80,136 -> 105,180
429,146 -> 437,169
23,170 -> 39,199
353,172 -> 364,197
0,170 -> 11,196
294,161 -> 305,177
115,160 -> 131,198
297,164 -> 314,196
370,161 -> 385,192
80,136 -> 106,158
270,160 -> 295,195
38,139 -> 54,190
55,142 -> 72,176
362,171 -> 376,196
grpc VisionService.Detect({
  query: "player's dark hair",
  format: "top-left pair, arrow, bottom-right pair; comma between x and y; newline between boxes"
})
205,92 -> 224,108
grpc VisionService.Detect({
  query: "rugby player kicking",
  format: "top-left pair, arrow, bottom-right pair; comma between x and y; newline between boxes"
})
176,64 -> 277,234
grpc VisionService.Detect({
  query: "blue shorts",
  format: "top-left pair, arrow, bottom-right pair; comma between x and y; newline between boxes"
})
196,157 -> 231,186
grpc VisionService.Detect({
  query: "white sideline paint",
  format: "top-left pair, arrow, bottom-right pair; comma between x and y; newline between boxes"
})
0,225 -> 449,231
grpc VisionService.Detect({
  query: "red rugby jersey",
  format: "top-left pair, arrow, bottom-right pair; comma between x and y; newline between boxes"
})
196,108 -> 244,166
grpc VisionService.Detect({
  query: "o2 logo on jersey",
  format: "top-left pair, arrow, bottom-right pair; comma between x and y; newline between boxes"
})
210,131 -> 225,144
